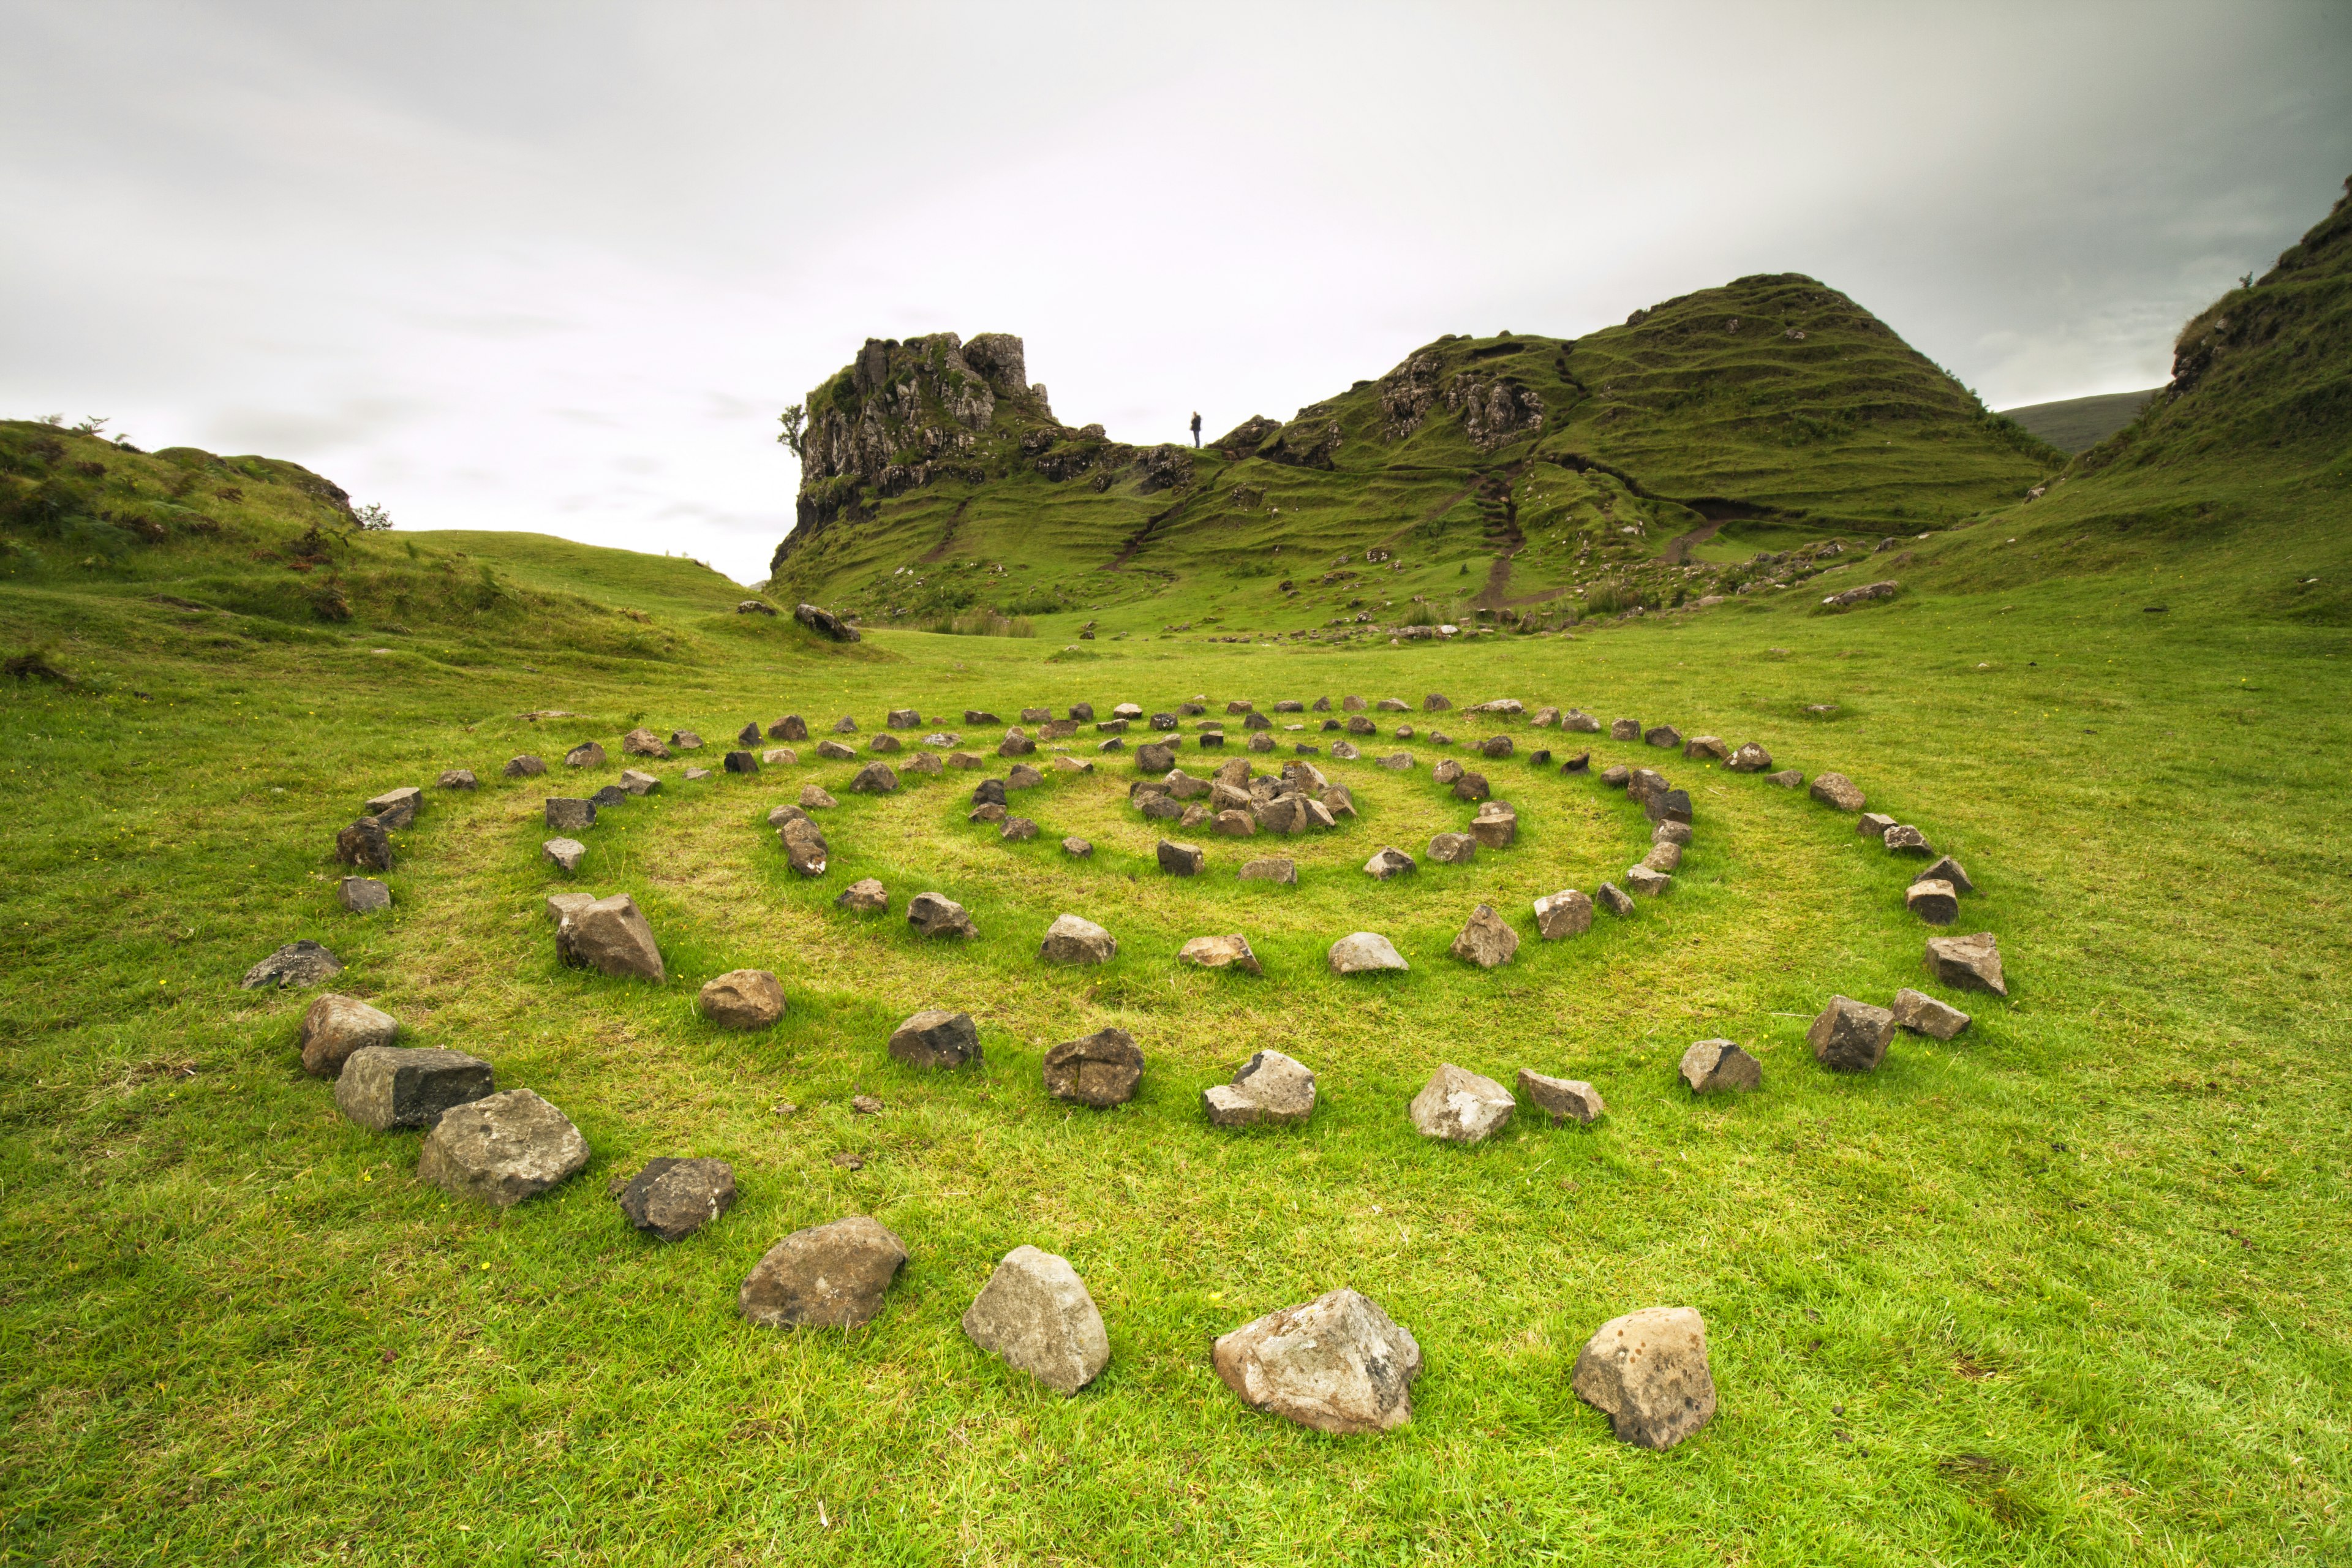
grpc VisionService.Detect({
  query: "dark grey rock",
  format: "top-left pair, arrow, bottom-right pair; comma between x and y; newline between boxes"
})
615,1157 -> 737,1240
417,1088 -> 588,1207
241,940 -> 342,990
889,1008 -> 981,1068
335,1046 -> 494,1129
739,1216 -> 906,1328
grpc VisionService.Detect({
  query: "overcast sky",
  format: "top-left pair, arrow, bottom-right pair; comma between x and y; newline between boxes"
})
4,2 -> 2346,584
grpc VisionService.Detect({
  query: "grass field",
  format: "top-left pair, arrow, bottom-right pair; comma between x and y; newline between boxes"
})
2,515 -> 2347,1564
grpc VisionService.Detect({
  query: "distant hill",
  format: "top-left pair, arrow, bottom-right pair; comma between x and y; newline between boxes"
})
1999,389 -> 2162,454
767,276 -> 2059,630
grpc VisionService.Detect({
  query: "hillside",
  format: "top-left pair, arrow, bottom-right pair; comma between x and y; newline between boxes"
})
1999,388 -> 2161,454
765,277 -> 2060,634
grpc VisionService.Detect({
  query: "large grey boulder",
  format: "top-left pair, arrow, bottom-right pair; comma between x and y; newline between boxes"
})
888,1009 -> 981,1069
1642,841 -> 1683,873
1468,802 -> 1518,848
335,817 -> 395,872
1238,856 -> 1297,884
1534,889 -> 1594,938
1180,933 -> 1261,973
1807,995 -> 1894,1072
335,1046 -> 494,1129
1906,879 -> 1960,925
614,1157 -> 736,1241
779,816 -> 829,876
1915,854 -> 1975,894
739,1216 -> 906,1327
337,876 -> 391,913
545,891 -> 595,924
241,940 -> 343,990
545,797 -> 596,832
1610,718 -> 1642,741
1427,832 -> 1477,865
1517,1070 -> 1604,1124
1363,846 -> 1415,880
794,603 -> 859,641
962,1246 -> 1110,1395
1043,1028 -> 1143,1106
1156,840 -> 1206,876
1679,1039 -> 1761,1093
849,761 -> 899,794
1573,1306 -> 1717,1450
907,892 -> 979,939
1327,932 -> 1408,974
1449,904 -> 1518,969
1891,987 -> 1972,1039
1564,709 -> 1602,733
543,837 -> 587,873
698,969 -> 785,1030
417,1088 -> 588,1207
556,894 -> 665,982
1727,742 -> 1773,772
299,992 -> 398,1076
1810,772 -> 1866,811
1212,1288 -> 1422,1434
1203,1050 -> 1317,1126
1925,932 -> 2007,995
835,877 -> 888,912
564,742 -> 606,770
505,754 -> 547,777
1409,1063 -> 1515,1142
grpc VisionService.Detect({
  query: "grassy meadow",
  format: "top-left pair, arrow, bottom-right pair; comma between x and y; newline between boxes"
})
2,508 -> 2346,1565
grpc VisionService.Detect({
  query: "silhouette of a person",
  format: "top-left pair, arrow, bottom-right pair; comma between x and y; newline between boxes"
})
1190,411 -> 1202,448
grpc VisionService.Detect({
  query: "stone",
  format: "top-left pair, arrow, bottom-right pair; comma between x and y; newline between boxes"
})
622,727 -> 671,759
564,742 -> 606,770
1891,987 -> 1972,1039
1341,695 -> 1366,711
1679,1039 -> 1762,1093
504,754 -> 547,777
1648,788 -> 1695,826
779,817 -> 828,876
998,732 -> 1036,758
1096,737 -> 1126,753
1534,889 -> 1594,939
1061,836 -> 1091,857
1766,768 -> 1805,789
1050,755 -> 1091,774
1925,932 -> 2007,995
1532,706 -> 1561,728
888,1008 -> 981,1068
1451,772 -> 1490,802
886,708 -> 921,729
1600,763 -> 1630,788
1627,767 -> 1668,805
1626,865 -> 1673,896
1856,811 -> 1898,839
767,804 -> 811,828
438,768 -> 478,790
971,778 -> 1008,807
240,940 -> 342,990
671,730 -> 703,749
1166,770 -> 1210,800
1243,714 -> 1273,733
1573,1306 -> 1717,1450
1305,796 -> 1340,827
723,750 -> 760,774
1468,802 -> 1518,848
1204,1049 -> 1317,1126
1883,823 -> 1933,855
1560,749 -> 1591,772
1822,579 -> 1899,608
298,992 -> 398,1076
869,733 -> 903,754
698,969 -> 785,1030
1363,846 -> 1415,880
845,761 -> 898,795
907,892 -> 979,939
337,876 -> 391,913
1254,794 -> 1310,834
1042,1027 -> 1143,1106
335,816 -> 396,872
947,751 -> 984,769
1427,832 -> 1477,865
1811,772 -> 1866,811
1151,712 -> 1179,730
966,709 -> 1002,725
835,877 -> 888,912
1006,763 -> 1045,788
682,766 -> 710,780
1039,914 -> 1116,965
1643,841 -> 1683,873
1449,904 -> 1518,968
1346,715 -> 1378,735
1409,1063 -> 1514,1141
1328,931 -> 1408,974
1517,1070 -> 1604,1124
1215,1289 -> 1422,1434
1915,855 -> 1975,894
1681,736 -> 1729,764
545,891 -> 595,924
739,1216 -> 906,1328
1422,693 -> 1452,710
1433,758 -> 1464,786
1906,878 -> 1960,925
334,1046 -> 493,1129
1643,725 -> 1683,750
815,739 -> 858,762
1024,706 -> 1055,723
801,785 -> 837,809
1182,933 -> 1262,974
589,785 -> 628,810
1137,794 -> 1179,822
962,1246 -> 1110,1395
1238,856 -> 1297,884
615,1158 -> 737,1242
358,787 -> 420,831
1136,741 -> 1177,772
1213,808 -> 1256,837
1478,736 -> 1514,760
831,714 -> 859,734
556,894 -> 665,982
1728,742 -> 1773,772
1111,703 -> 1144,720
417,1088 -> 588,1207
1610,718 -> 1641,741
1595,883 -> 1635,917
1808,995 -> 1895,1072
1069,703 -> 1095,722
618,768 -> 659,796
1157,840 -> 1206,876
1654,820 -> 1693,846
770,715 -> 810,742
1564,709 -> 1602,733
1180,804 -> 1212,827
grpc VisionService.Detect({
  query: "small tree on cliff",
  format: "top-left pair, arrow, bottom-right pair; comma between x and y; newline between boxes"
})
777,404 -> 807,460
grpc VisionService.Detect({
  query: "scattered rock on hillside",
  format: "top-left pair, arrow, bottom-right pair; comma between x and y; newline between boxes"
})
1427,832 -> 1477,865
1213,809 -> 1256,838
1534,889 -> 1594,938
365,787 -> 422,829
815,739 -> 857,761
1559,749 -> 1591,772
698,969 -> 785,1030
556,894 -> 665,982
801,786 -> 837,809
849,761 -> 899,794
739,1216 -> 906,1328
835,877 -> 888,912
1822,579 -> 1899,608
970,802 -> 1008,825
1728,742 -> 1772,772
1766,767 -> 1804,789
1157,840 -> 1206,876
1478,736 -> 1513,760
1330,740 -> 1361,760
564,742 -> 606,770
779,817 -> 828,876
1238,856 -> 1297,884
1180,932 -> 1262,973
1377,753 -> 1413,771
1043,1027 -> 1143,1107
1006,763 -> 1044,788
418,1088 -> 588,1207
1654,820 -> 1693,846
962,1246 -> 1111,1395
671,729 -> 703,749
618,768 -> 659,796
723,750 -> 759,774
1204,1049 -> 1316,1126
869,734 -> 903,754
1915,854 -> 1974,894
737,723 -> 762,747
1531,706 -> 1561,728
298,992 -> 398,1077
1891,987 -> 1971,1039
1883,823 -> 1933,855
545,891 -> 595,924
337,876 -> 391,913
1039,913 -> 1116,964
616,1158 -> 737,1241
907,892 -> 978,940
1595,883 -> 1634,917
888,1008 -> 981,1068
1683,736 -> 1729,763
589,785 -> 627,809
1857,811 -> 1898,839
1517,1070 -> 1604,1124
1449,904 -> 1518,969
1924,932 -> 2007,995
335,1046 -> 493,1129
438,769 -> 478,790
1643,725 -> 1682,750
505,755 -> 547,777
794,603 -> 859,641
1626,865 -> 1673,896
1679,1039 -> 1761,1093
1060,836 -> 1091,858
1136,742 -> 1177,772
1808,995 -> 1894,1072
1645,788 -> 1694,826
770,715 -> 810,741
241,940 -> 343,990
1363,846 -> 1415,880
1643,841 -> 1683,873
1213,1287 -> 1422,1434
1574,1306 -> 1717,1450
1451,771 -> 1491,802
1328,931 -> 1408,974
1905,878 -> 1960,925
682,766 -> 710,780
1410,1063 -> 1515,1140
1469,801 -> 1517,847
622,728 -> 671,758
336,817 -> 396,872
1563,710 -> 1601,733
1811,772 -> 1866,810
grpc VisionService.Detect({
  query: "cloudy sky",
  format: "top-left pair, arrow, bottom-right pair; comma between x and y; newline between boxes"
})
4,2 -> 2346,583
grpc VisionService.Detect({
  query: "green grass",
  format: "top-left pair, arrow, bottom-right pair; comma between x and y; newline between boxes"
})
2000,390 -> 2163,455
2,507 -> 2347,1564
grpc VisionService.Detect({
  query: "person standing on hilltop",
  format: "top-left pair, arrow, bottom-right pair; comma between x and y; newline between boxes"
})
1190,411 -> 1202,448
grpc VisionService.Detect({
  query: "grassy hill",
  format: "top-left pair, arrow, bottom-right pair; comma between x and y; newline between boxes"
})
1997,389 -> 2162,454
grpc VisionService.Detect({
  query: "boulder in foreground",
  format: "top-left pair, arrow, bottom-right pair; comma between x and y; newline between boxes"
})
417,1088 -> 589,1207
1038,914 -> 1117,965
698,969 -> 785,1030
889,1009 -> 981,1069
1807,995 -> 1894,1072
739,1216 -> 906,1327
1327,932 -> 1408,974
298,992 -> 399,1076
1573,1306 -> 1717,1449
962,1246 -> 1110,1395
1213,1288 -> 1422,1434
1202,1049 -> 1316,1126
1516,1070 -> 1604,1124
556,894 -> 665,982
1891,987 -> 1972,1040
1679,1039 -> 1761,1093
1925,931 -> 2007,995
614,1157 -> 737,1241
1409,1063 -> 1515,1142
334,1046 -> 493,1129
1042,1027 -> 1143,1107
241,940 -> 342,990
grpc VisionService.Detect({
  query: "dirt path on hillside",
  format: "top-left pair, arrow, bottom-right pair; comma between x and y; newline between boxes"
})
917,499 -> 971,564
1662,518 -> 1724,565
